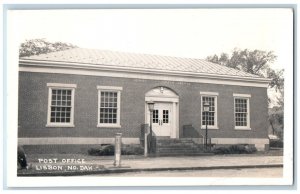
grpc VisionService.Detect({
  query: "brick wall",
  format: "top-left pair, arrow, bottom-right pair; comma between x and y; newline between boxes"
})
18,72 -> 269,139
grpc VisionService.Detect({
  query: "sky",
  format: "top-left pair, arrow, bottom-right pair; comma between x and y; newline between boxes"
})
10,9 -> 293,71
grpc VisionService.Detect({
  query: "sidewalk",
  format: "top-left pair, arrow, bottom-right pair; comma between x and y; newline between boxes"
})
18,154 -> 283,176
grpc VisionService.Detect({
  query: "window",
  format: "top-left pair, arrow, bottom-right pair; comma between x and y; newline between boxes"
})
163,110 -> 169,123
153,109 -> 159,123
152,108 -> 170,124
200,92 -> 218,129
46,83 -> 76,127
97,86 -> 122,128
233,94 -> 251,130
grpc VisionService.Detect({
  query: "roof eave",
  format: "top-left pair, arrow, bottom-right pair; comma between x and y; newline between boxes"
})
19,59 -> 271,85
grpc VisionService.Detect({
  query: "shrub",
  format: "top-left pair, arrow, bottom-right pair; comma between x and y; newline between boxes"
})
213,144 -> 257,155
122,145 -> 144,155
244,145 -> 257,153
88,144 -> 144,156
88,144 -> 115,156
17,146 -> 28,169
213,147 -> 231,154
269,139 -> 283,148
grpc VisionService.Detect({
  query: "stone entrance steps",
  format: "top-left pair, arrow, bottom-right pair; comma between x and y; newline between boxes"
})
153,137 -> 209,156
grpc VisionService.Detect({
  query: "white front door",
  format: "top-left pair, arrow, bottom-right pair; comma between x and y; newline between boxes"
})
151,102 -> 172,136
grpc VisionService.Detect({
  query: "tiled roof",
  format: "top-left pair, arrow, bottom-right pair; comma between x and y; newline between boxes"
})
20,48 -> 261,78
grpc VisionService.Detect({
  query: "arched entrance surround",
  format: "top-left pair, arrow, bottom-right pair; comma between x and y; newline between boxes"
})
145,86 -> 179,138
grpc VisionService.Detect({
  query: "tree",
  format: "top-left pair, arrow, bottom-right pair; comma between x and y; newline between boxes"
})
19,39 -> 77,57
206,48 -> 277,76
206,48 -> 283,95
268,106 -> 284,139
267,68 -> 284,92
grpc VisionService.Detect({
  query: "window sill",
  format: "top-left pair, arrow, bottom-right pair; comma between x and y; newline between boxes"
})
234,127 -> 251,130
46,124 -> 75,128
97,124 -> 121,128
201,126 -> 219,130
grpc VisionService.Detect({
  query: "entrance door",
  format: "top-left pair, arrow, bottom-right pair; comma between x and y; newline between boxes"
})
151,102 -> 172,136
145,86 -> 179,138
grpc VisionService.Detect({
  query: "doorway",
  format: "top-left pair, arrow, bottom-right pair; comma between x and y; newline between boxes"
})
145,86 -> 179,138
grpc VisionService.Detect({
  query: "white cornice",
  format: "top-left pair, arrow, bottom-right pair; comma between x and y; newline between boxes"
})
47,83 -> 77,88
200,91 -> 219,96
97,86 -> 123,91
19,59 -> 271,88
233,93 -> 252,98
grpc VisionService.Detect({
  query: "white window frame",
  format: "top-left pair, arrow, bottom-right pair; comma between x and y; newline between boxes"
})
233,93 -> 251,130
46,83 -> 76,127
97,86 -> 122,128
200,92 -> 219,129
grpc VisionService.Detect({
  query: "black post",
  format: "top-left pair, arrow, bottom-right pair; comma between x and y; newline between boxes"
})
150,111 -> 153,137
205,113 -> 208,150
149,110 -> 153,152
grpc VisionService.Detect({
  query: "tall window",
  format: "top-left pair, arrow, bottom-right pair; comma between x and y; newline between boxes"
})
200,92 -> 218,129
97,86 -> 122,128
153,109 -> 159,123
163,110 -> 169,123
46,83 -> 76,127
233,94 -> 251,130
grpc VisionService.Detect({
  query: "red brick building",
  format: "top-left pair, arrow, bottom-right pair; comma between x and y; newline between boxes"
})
18,48 -> 270,153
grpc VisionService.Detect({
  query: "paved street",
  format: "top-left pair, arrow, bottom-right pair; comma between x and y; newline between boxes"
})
91,167 -> 283,177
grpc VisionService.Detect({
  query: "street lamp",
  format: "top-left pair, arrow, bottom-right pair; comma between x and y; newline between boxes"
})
203,102 -> 210,150
147,101 -> 155,152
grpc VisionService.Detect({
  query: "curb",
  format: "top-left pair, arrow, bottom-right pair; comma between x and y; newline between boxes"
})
17,164 -> 283,177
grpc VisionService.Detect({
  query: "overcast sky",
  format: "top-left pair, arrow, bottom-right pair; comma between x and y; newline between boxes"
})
10,9 -> 293,70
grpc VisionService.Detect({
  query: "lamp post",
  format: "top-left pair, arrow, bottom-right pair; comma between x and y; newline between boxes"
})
203,102 -> 210,150
147,101 -> 155,152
